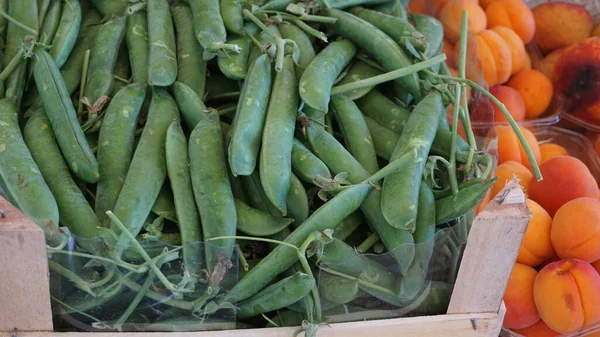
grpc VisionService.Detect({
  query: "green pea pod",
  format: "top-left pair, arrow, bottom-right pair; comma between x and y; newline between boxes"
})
382,92 -> 444,231
85,16 -> 127,105
172,81 -> 207,131
305,121 -> 415,274
399,182 -> 436,301
24,109 -> 101,241
331,95 -> 379,174
189,111 -> 237,272
0,99 -> 60,243
237,272 -> 315,319
111,88 -> 179,251
435,178 -> 498,225
235,198 -> 293,236
228,53 -> 272,176
151,183 -> 177,222
321,0 -> 393,9
90,0 -> 126,17
59,9 -> 103,95
357,89 -> 471,161
350,7 -> 428,53
49,0 -> 82,68
217,23 -> 258,80
95,83 -> 147,223
110,45 -> 131,96
286,173 -> 309,226
320,239 -> 409,306
226,182 -> 372,302
335,60 -> 382,100
240,170 -> 281,216
126,10 -> 149,84
166,121 -> 203,276
260,55 -> 298,214
278,21 -> 315,79
373,0 -> 407,20
364,115 -> 397,161
325,8 -> 421,101
291,138 -> 331,184
299,39 -> 356,113
319,272 -> 360,305
5,0 -> 38,66
260,0 -> 293,11
5,0 -> 37,105
332,212 -> 363,241
146,0 -> 177,86
220,0 -> 243,34
33,48 -> 99,183
188,0 -> 234,57
411,13 -> 444,59
39,0 -> 62,45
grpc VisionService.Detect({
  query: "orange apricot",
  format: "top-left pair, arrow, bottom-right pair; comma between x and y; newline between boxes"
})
485,0 -> 536,44
512,319 -> 560,337
539,143 -> 569,163
475,188 -> 492,214
593,259 -> 600,275
528,156 -> 599,216
532,2 -> 593,54
479,0 -> 498,9
592,23 -> 600,38
490,125 -> 521,164
490,85 -> 525,122
552,198 -> 600,262
596,137 -> 600,158
490,26 -> 528,75
517,199 -> 553,267
538,48 -> 566,83
440,0 -> 487,43
507,69 -> 553,119
503,263 -> 540,329
491,161 -> 532,197
477,29 -> 512,84
407,0 -> 427,14
534,259 -> 600,334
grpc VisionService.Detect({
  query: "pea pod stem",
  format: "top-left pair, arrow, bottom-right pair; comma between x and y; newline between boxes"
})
283,16 -> 327,42
320,267 -> 397,298
126,2 -> 146,15
48,260 -> 96,296
114,269 -> 158,327
0,44 -> 32,81
330,54 -> 446,96
356,232 -> 380,253
362,151 -> 411,184
46,247 -> 148,273
263,11 -> 338,24
107,211 -> 191,295
449,83 -> 462,195
243,9 -> 288,71
77,49 -> 90,114
0,9 -> 37,35
456,11 -> 477,174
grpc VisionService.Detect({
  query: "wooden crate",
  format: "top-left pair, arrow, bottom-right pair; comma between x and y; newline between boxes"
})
0,179 -> 531,337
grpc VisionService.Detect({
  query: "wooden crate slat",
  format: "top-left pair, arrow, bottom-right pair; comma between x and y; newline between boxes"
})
15,312 -> 501,337
447,178 -> 530,315
0,196 -> 53,332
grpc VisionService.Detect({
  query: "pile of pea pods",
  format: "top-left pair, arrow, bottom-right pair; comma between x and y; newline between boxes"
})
0,0 -> 507,333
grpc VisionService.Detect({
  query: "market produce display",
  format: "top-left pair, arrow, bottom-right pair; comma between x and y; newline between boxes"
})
0,0 -> 544,334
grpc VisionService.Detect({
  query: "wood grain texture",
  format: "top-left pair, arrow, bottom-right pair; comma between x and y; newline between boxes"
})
0,196 -> 53,332
10,312 -> 501,337
447,178 -> 530,317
